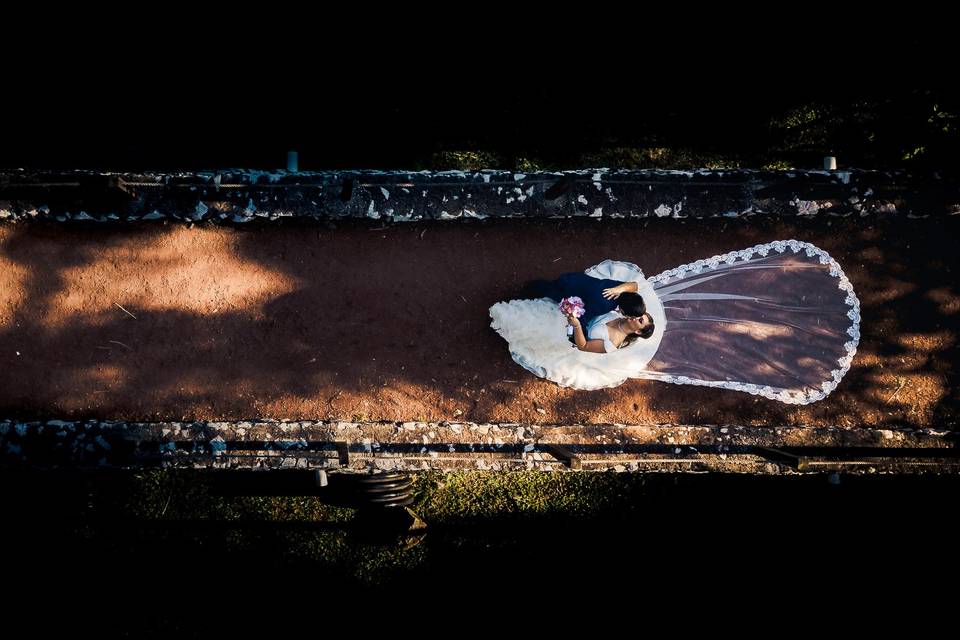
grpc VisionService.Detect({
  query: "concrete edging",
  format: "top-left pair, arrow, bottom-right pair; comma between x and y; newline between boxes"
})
2,419 -> 956,475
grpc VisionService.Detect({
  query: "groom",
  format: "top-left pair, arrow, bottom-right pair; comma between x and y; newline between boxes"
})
521,272 -> 640,328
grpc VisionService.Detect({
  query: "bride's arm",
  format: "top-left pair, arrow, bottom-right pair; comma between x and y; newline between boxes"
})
570,323 -> 607,353
578,339 -> 607,353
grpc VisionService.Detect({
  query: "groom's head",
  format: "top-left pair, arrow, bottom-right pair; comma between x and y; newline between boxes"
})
616,292 -> 646,317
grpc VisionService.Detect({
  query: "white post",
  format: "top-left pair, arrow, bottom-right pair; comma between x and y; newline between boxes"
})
314,469 -> 328,487
823,156 -> 837,171
287,151 -> 299,172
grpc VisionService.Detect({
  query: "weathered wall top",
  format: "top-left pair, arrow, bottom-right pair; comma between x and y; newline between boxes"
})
2,419 -> 956,475
2,168 -> 957,223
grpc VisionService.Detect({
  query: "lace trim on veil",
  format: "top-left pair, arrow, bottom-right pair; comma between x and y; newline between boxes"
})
643,239 -> 861,405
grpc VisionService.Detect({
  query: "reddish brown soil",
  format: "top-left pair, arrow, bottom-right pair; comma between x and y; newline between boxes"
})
1,216 -> 957,430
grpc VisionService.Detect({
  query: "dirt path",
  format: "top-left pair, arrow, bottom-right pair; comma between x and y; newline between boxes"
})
1,216 -> 956,430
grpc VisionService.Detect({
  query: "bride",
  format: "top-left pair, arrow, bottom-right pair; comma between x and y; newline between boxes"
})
489,239 -> 861,404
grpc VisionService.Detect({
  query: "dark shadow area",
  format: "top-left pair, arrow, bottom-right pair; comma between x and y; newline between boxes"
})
2,64 -> 957,173
2,467 -> 958,634
4,13 -> 957,179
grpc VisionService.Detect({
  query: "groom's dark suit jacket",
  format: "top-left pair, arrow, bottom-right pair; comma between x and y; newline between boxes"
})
527,272 -> 624,329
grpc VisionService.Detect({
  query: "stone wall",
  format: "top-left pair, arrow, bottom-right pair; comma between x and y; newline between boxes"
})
2,419 -> 956,475
2,168 -> 957,224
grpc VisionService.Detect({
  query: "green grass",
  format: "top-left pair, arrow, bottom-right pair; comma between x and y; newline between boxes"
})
127,469 -> 655,525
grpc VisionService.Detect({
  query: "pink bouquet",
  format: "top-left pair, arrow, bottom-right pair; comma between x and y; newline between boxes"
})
559,296 -> 585,336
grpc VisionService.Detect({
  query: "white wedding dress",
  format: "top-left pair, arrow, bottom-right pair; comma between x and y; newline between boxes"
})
489,239 -> 861,404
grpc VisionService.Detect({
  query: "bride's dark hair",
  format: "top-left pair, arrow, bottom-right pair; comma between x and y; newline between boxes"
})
621,312 -> 655,348
638,314 -> 655,339
618,292 -> 646,316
